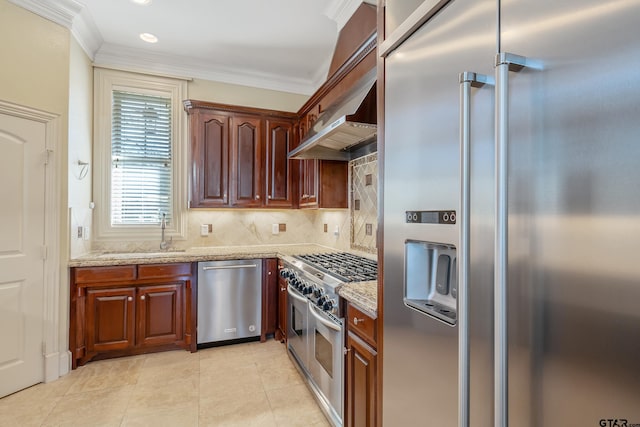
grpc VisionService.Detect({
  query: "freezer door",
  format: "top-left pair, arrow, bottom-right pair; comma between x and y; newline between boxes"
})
499,1 -> 640,425
383,0 -> 496,425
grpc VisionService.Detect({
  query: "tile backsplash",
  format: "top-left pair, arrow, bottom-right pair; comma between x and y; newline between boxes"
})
350,153 -> 378,254
91,208 -> 350,253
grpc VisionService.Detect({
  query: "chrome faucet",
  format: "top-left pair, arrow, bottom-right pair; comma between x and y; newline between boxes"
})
160,212 -> 172,250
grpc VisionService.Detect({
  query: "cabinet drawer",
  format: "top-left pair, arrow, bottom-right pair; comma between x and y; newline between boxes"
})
74,265 -> 137,284
347,303 -> 377,348
138,263 -> 192,280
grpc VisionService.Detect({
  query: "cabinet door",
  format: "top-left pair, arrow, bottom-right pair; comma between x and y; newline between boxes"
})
137,283 -> 184,348
86,287 -> 136,353
230,115 -> 263,207
265,119 -> 294,208
345,332 -> 378,427
276,260 -> 288,342
319,160 -> 348,208
262,258 -> 278,340
191,112 -> 229,207
299,159 -> 318,208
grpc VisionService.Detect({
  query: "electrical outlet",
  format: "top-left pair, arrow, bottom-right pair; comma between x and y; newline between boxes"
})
76,226 -> 83,239
279,223 -> 286,232
324,224 -> 328,233
272,223 -> 279,235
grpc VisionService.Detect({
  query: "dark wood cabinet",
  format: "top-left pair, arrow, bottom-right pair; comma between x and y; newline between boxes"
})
345,303 -> 379,427
70,263 -> 195,368
184,100 -> 297,209
230,115 -> 263,207
276,259 -> 287,342
298,159 -> 318,208
137,283 -> 184,347
265,119 -> 295,208
189,111 -> 229,207
298,159 -> 348,209
85,287 -> 136,353
261,258 -> 278,341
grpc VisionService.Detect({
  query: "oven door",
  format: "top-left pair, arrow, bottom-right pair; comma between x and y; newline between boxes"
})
308,301 -> 344,422
287,285 -> 309,370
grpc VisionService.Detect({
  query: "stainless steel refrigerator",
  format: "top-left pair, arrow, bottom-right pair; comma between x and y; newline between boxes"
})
381,0 -> 640,425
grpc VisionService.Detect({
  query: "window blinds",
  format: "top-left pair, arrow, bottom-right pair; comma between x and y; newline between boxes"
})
111,90 -> 172,225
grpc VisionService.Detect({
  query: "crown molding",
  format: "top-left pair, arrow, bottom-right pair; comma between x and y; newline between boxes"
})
70,7 -> 103,60
324,0 -> 363,30
94,43 -> 318,95
9,0 -> 81,28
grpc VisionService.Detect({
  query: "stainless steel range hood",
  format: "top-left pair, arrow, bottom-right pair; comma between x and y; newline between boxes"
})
288,69 -> 377,161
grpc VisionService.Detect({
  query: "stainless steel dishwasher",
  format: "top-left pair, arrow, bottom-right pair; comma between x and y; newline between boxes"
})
197,259 -> 262,345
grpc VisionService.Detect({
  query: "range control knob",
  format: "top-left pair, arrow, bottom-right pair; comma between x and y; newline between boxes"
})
302,282 -> 313,295
317,296 -> 327,307
290,277 -> 299,288
313,287 -> 325,298
322,298 -> 336,312
279,268 -> 290,278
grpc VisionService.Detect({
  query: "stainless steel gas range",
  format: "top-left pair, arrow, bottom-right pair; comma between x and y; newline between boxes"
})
280,252 -> 377,427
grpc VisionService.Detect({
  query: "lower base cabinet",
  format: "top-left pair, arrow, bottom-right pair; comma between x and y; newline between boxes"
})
344,303 -> 378,427
70,263 -> 195,368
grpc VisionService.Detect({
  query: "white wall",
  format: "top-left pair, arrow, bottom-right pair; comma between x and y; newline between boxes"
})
68,37 -> 94,259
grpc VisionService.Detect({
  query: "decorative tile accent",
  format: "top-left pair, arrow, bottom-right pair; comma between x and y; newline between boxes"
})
350,153 -> 377,254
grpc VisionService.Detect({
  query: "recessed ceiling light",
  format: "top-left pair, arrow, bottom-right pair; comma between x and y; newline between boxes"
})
139,33 -> 158,43
131,0 -> 152,5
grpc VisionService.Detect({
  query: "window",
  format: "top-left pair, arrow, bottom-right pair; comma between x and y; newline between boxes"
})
94,68 -> 187,241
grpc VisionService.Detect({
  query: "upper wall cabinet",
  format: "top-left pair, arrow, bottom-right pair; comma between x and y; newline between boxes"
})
265,119 -> 295,208
184,100 -> 297,209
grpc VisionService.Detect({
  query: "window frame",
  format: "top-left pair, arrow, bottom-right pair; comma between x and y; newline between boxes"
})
93,67 -> 188,242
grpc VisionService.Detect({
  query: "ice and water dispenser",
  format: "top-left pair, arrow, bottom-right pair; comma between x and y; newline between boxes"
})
404,211 -> 458,325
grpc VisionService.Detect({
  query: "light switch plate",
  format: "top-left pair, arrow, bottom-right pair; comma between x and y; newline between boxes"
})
200,224 -> 209,236
272,223 -> 279,235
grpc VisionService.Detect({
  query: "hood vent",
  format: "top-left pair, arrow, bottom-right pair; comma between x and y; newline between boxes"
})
289,70 -> 377,161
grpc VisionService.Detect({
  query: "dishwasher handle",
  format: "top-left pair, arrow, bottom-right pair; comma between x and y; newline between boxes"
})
202,264 -> 258,271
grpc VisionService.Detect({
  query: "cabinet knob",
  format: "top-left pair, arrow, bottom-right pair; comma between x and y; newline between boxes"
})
280,287 -> 286,291
255,194 -> 260,200
268,195 -> 272,199
353,317 -> 365,325
127,296 -> 133,302
268,271 -> 272,275
140,295 -> 146,300
344,347 -> 351,355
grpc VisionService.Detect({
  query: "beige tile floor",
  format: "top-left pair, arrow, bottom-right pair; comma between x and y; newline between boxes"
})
0,339 -> 331,427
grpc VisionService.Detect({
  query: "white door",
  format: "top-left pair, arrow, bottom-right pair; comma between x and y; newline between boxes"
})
0,112 -> 46,397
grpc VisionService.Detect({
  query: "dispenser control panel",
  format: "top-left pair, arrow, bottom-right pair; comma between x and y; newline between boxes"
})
406,210 -> 456,224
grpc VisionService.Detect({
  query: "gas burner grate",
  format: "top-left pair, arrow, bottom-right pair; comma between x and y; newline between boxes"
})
295,252 -> 378,282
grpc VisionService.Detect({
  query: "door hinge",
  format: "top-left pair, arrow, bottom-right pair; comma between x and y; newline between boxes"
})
44,149 -> 53,166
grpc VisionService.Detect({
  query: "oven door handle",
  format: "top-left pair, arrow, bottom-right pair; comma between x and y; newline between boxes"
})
287,285 -> 308,303
308,301 -> 342,332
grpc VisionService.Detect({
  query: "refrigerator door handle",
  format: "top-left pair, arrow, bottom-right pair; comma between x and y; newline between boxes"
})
458,71 -> 493,427
494,52 -> 535,427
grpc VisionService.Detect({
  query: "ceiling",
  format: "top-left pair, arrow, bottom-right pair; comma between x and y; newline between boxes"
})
11,0 -> 373,95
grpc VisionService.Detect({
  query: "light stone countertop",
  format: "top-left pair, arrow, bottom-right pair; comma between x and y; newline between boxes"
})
68,243 -> 337,267
338,280 -> 378,318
